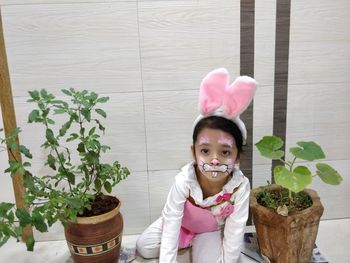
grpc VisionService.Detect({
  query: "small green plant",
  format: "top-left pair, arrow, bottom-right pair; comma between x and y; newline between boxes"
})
255,135 -> 343,215
0,88 -> 130,250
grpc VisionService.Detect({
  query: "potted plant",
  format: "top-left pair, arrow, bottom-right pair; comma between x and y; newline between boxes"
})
250,135 -> 343,263
0,88 -> 129,263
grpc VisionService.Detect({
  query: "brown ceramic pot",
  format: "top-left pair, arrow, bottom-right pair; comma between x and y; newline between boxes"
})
250,184 -> 324,263
65,199 -> 123,263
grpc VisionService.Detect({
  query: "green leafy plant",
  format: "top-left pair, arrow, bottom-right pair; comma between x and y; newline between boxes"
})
255,135 -> 343,215
0,88 -> 129,250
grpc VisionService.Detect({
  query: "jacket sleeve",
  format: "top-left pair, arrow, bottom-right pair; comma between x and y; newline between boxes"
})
221,177 -> 250,263
159,175 -> 188,263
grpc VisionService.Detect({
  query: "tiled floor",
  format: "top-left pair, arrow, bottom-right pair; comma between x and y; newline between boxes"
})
0,219 -> 349,262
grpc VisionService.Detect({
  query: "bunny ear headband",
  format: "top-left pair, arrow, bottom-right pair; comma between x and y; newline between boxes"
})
193,68 -> 257,145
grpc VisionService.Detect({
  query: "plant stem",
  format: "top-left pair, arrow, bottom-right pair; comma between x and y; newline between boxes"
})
279,158 -> 291,167
290,156 -> 297,171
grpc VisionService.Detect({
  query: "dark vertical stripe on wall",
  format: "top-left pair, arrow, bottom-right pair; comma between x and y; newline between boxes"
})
272,0 -> 291,182
240,0 -> 255,189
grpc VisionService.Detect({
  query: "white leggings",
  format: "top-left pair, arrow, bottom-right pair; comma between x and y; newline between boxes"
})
136,217 -> 223,263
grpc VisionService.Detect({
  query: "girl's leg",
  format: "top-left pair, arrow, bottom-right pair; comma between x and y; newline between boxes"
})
191,230 -> 222,263
136,217 -> 163,259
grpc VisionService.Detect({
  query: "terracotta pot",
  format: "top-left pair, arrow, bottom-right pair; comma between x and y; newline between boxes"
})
65,199 -> 123,263
250,184 -> 324,263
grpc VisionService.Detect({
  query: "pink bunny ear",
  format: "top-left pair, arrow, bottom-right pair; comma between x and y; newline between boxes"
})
199,68 -> 229,115
223,76 -> 257,117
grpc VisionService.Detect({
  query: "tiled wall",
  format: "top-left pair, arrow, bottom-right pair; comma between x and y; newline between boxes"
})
0,0 -> 349,240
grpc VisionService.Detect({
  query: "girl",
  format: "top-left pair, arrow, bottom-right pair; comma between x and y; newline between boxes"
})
136,68 -> 257,263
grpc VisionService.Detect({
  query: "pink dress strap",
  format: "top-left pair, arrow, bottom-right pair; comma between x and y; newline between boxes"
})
178,199 -> 218,248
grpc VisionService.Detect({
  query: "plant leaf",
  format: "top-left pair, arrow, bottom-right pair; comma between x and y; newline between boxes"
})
316,163 -> 343,185
88,127 -> 96,136
66,172 -> 75,185
61,89 -> 72,96
19,145 -> 32,159
28,90 -> 40,101
81,108 -> 91,122
28,110 -> 40,123
95,109 -> 106,118
255,136 -> 284,160
15,209 -> 32,227
66,133 -> 79,142
77,142 -> 85,153
97,96 -> 109,103
26,235 -> 35,251
274,165 -> 312,193
45,129 -> 57,145
94,179 -> 102,192
290,141 -> 325,161
0,202 -> 15,217
59,121 -> 71,137
104,181 -> 112,193
47,154 -> 56,170
32,212 -> 48,232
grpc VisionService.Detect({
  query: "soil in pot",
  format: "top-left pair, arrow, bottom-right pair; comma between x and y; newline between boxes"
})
81,195 -> 119,217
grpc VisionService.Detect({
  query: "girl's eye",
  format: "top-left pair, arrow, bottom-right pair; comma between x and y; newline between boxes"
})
201,149 -> 209,155
222,150 -> 231,156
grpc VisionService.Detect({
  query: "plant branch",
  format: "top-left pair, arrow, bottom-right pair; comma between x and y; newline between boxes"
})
42,106 -> 73,194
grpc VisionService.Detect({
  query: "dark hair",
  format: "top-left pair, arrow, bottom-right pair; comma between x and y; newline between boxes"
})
192,116 -> 243,156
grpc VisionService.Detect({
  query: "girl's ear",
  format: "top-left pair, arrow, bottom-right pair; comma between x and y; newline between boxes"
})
191,145 -> 196,160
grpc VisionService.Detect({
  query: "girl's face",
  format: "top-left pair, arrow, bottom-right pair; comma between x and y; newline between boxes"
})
193,128 -> 238,182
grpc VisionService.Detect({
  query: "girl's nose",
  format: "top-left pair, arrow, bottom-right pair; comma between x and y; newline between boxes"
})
210,158 -> 220,165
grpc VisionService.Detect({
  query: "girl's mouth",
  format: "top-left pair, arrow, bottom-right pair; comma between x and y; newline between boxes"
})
202,163 -> 228,173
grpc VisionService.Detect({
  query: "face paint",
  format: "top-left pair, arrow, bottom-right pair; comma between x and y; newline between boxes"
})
197,156 -> 235,178
198,136 -> 210,145
218,134 -> 234,148
194,128 -> 238,180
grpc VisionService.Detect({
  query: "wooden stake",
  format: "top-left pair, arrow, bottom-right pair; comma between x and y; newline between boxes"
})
0,9 -> 33,241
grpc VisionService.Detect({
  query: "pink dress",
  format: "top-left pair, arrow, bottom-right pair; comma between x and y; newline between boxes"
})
178,200 -> 218,248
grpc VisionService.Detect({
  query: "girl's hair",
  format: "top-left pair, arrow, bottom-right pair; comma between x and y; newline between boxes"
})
192,116 -> 244,157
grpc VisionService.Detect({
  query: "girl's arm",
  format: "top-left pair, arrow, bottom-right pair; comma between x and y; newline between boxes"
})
160,175 -> 188,263
221,177 -> 250,263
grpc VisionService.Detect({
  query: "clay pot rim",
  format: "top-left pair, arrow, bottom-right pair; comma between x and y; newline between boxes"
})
76,197 -> 121,224
250,184 -> 323,217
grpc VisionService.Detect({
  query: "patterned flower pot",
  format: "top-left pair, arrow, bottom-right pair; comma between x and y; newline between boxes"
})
65,198 -> 123,263
250,184 -> 324,263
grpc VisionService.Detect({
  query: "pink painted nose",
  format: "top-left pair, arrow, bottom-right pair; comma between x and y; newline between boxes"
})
210,158 -> 220,165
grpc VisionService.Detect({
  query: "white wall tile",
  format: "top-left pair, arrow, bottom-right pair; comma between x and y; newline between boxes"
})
0,0 -> 135,5
1,2 -> 141,96
112,171 -> 151,234
286,82 -> 350,161
289,0 -> 350,84
253,85 -> 274,165
138,0 -> 240,92
252,164 -> 273,188
144,90 -> 198,171
148,169 -> 177,222
254,0 -> 276,87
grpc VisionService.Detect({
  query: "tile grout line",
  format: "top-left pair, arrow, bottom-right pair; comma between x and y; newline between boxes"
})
136,0 -> 152,226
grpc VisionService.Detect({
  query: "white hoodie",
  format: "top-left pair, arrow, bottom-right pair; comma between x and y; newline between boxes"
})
159,162 -> 250,263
